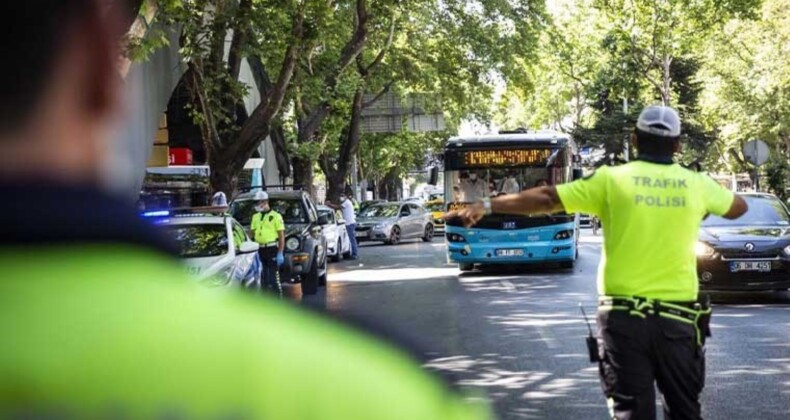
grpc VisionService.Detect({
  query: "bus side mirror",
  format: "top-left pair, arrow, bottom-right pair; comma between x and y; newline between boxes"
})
428,167 -> 439,186
573,169 -> 584,180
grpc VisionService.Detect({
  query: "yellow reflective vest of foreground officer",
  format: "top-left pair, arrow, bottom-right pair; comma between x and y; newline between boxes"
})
556,160 -> 735,302
0,245 -> 490,419
251,210 -> 284,244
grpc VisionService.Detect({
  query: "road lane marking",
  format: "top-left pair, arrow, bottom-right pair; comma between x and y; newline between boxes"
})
500,279 -> 517,292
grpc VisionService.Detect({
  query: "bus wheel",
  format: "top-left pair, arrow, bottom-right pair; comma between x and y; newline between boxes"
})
459,263 -> 474,272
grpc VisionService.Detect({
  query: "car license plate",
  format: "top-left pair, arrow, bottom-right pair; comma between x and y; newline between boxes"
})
355,231 -> 368,238
502,221 -> 516,229
729,261 -> 771,272
496,249 -> 524,257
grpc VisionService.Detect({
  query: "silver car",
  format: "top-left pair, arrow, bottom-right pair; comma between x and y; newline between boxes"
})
354,202 -> 434,245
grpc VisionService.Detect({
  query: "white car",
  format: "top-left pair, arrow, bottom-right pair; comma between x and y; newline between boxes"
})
148,210 -> 262,289
317,206 -> 351,262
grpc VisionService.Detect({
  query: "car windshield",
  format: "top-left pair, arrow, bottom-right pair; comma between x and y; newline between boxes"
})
703,196 -> 790,227
163,224 -> 228,258
230,197 -> 308,225
318,209 -> 335,223
359,204 -> 400,218
426,202 -> 444,212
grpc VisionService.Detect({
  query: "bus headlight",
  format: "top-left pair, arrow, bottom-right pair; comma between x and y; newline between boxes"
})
695,242 -> 715,257
446,233 -> 466,243
286,237 -> 301,251
554,230 -> 574,240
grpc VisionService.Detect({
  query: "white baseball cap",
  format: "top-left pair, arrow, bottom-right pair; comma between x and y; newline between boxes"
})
636,105 -> 681,138
252,190 -> 269,201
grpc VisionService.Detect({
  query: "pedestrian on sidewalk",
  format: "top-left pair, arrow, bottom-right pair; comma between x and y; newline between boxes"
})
448,105 -> 748,420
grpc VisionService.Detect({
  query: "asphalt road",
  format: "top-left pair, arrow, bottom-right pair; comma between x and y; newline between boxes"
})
285,230 -> 790,419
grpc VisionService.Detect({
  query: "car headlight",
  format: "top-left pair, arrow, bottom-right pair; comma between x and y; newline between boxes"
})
286,237 -> 301,251
695,242 -> 715,257
784,245 -> 790,256
200,265 -> 234,288
374,223 -> 389,231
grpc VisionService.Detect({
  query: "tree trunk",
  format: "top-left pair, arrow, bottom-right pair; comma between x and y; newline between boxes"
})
379,168 -> 400,201
319,87 -> 365,204
207,154 -> 239,198
269,122 -> 291,178
326,179 -> 345,204
661,55 -> 673,106
292,156 -> 315,197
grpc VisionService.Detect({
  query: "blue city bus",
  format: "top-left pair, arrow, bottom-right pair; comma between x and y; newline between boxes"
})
443,130 -> 580,270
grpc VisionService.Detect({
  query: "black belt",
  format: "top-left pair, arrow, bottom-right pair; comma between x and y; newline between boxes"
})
599,295 -> 712,346
259,242 -> 278,248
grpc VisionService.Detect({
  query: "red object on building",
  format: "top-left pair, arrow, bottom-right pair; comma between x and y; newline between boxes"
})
168,147 -> 193,165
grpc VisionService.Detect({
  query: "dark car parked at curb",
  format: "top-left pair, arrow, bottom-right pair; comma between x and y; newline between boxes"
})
696,193 -> 790,292
230,189 -> 329,295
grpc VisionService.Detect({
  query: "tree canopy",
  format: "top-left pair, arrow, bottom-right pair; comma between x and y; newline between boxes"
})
133,0 -> 789,199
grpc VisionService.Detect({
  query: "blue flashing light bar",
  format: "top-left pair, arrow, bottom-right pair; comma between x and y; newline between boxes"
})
142,210 -> 170,217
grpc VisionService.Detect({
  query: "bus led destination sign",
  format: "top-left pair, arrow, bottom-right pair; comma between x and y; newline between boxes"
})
462,149 -> 553,167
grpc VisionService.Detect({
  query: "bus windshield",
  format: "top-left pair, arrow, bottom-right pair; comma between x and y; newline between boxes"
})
446,167 -> 559,203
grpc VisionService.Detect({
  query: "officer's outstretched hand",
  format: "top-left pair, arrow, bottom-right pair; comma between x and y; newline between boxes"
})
276,252 -> 285,267
444,202 -> 487,228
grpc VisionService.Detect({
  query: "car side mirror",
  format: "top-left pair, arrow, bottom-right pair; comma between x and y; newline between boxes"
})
239,241 -> 259,254
400,210 -> 410,217
317,214 -> 330,225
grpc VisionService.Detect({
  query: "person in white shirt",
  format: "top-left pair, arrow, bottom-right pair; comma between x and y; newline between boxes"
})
460,172 -> 488,202
501,173 -> 520,194
326,193 -> 358,259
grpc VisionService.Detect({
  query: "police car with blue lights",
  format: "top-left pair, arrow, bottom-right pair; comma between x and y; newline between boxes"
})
143,208 -> 262,289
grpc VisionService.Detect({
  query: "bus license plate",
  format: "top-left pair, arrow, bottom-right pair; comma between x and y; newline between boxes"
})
496,249 -> 524,257
729,261 -> 771,272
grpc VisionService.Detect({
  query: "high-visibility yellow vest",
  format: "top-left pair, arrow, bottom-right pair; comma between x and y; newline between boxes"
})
251,210 -> 284,244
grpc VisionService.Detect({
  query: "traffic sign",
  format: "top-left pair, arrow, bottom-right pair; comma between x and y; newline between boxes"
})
742,140 -> 769,166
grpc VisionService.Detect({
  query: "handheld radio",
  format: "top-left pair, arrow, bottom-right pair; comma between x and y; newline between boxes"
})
579,303 -> 600,363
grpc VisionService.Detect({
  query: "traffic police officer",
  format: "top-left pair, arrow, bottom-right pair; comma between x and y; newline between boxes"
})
250,191 -> 285,296
0,2 -> 489,418
448,105 -> 748,420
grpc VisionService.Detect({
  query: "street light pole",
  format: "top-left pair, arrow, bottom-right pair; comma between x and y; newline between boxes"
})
623,97 -> 630,162
351,154 -> 360,201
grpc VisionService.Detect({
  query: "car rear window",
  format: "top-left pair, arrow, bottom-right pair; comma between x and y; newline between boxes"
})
229,197 -> 308,225
360,204 -> 400,217
163,224 -> 228,258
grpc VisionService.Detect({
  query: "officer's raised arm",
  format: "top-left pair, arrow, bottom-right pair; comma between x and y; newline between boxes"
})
723,195 -> 748,219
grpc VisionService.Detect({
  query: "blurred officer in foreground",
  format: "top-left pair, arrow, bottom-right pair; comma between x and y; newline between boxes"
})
0,2 -> 489,418
448,105 -> 747,420
250,191 -> 285,296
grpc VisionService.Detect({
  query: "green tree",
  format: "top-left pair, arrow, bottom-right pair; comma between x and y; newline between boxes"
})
697,0 -> 790,175
289,0 -> 545,200
138,0 -> 306,195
